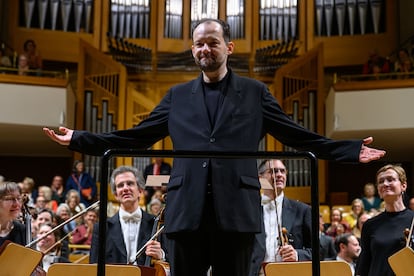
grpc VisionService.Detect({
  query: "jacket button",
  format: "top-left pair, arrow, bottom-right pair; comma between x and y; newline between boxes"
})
202,161 -> 207,168
210,137 -> 216,143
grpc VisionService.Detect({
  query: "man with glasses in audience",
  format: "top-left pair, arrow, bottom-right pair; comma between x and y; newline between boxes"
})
250,159 -> 312,276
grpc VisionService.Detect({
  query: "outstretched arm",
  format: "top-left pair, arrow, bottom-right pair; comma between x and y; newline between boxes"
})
359,137 -> 386,163
42,127 -> 73,146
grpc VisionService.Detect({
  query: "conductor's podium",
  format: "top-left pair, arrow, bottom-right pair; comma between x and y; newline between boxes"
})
265,261 -> 352,276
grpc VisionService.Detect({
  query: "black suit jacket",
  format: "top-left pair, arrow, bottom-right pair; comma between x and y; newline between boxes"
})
89,211 -> 157,265
69,69 -> 362,234
319,233 -> 337,260
249,198 -> 312,276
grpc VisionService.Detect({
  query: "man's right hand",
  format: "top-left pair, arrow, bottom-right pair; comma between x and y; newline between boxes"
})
42,127 -> 73,146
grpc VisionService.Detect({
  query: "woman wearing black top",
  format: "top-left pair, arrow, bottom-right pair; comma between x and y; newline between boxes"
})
358,164 -> 414,276
0,181 -> 26,247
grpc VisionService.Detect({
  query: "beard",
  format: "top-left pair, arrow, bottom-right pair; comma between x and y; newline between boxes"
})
195,55 -> 223,72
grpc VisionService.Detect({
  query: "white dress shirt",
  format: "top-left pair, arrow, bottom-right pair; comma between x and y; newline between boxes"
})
119,207 -> 142,264
262,192 -> 284,263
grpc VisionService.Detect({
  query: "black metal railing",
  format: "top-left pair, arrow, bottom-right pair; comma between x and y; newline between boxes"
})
97,149 -> 320,276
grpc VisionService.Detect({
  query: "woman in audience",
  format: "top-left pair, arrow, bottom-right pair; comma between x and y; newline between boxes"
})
66,160 -> 97,207
344,198 -> 365,230
36,223 -> 70,272
326,207 -> 351,239
56,203 -> 76,234
38,186 -> 58,212
361,182 -> 382,214
357,164 -> 414,276
0,182 -> 26,247
22,39 -> 42,71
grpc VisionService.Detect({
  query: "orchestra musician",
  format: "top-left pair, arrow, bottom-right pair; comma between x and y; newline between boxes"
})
357,164 -> 414,276
250,159 -> 312,276
89,165 -> 167,265
0,182 -> 26,247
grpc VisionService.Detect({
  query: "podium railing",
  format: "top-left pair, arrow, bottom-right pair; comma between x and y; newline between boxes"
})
98,150 -> 320,276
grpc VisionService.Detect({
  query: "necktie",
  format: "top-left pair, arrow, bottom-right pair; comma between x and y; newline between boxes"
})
122,213 -> 141,223
153,164 -> 160,175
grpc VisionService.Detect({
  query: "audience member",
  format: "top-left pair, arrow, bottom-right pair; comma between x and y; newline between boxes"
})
0,182 -> 26,247
66,160 -> 97,207
22,39 -> 42,71
90,165 -> 166,265
36,223 -> 70,272
319,214 -> 336,261
361,182 -> 382,214
32,208 -> 54,238
0,48 -> 11,67
325,207 -> 351,239
56,203 -> 76,234
50,175 -> 67,204
393,48 -> 412,73
343,198 -> 365,230
362,50 -> 390,75
357,164 -> 414,276
352,212 -> 372,240
70,208 -> 98,246
409,197 -> 414,211
20,176 -> 36,207
35,195 -> 47,213
65,189 -> 85,225
18,54 -> 29,75
38,185 -> 58,212
148,198 -> 163,216
334,233 -> 361,276
143,157 -> 171,204
250,159 -> 312,276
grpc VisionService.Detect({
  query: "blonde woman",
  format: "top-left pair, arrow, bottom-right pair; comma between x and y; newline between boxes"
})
358,164 -> 414,276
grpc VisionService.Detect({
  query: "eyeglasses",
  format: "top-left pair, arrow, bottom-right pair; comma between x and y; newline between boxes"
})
263,168 -> 287,174
0,196 -> 23,204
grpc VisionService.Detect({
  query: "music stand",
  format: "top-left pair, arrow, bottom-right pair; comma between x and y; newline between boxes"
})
265,261 -> 352,276
388,247 -> 414,276
48,263 -> 145,276
145,175 -> 170,187
0,241 -> 43,276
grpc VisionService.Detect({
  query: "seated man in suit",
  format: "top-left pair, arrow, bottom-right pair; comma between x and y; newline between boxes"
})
250,159 -> 312,276
334,233 -> 360,276
90,165 -> 166,265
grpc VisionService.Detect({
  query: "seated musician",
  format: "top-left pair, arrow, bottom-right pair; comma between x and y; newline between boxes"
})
249,159 -> 312,276
89,165 -> 167,265
0,182 -> 26,247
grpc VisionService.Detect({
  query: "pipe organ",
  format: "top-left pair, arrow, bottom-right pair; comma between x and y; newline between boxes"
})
259,0 -> 298,41
314,0 -> 384,37
22,0 -> 93,33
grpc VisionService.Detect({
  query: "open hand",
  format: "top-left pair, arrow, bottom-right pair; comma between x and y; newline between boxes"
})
43,127 -> 73,146
359,137 -> 386,163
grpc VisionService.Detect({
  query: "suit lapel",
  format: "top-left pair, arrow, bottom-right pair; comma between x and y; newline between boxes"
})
108,214 -> 128,261
212,71 -> 241,133
282,198 -> 294,231
191,75 -> 212,130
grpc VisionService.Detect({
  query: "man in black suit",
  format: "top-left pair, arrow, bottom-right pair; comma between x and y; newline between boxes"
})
250,159 -> 313,276
89,165 -> 165,265
43,18 -> 385,276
